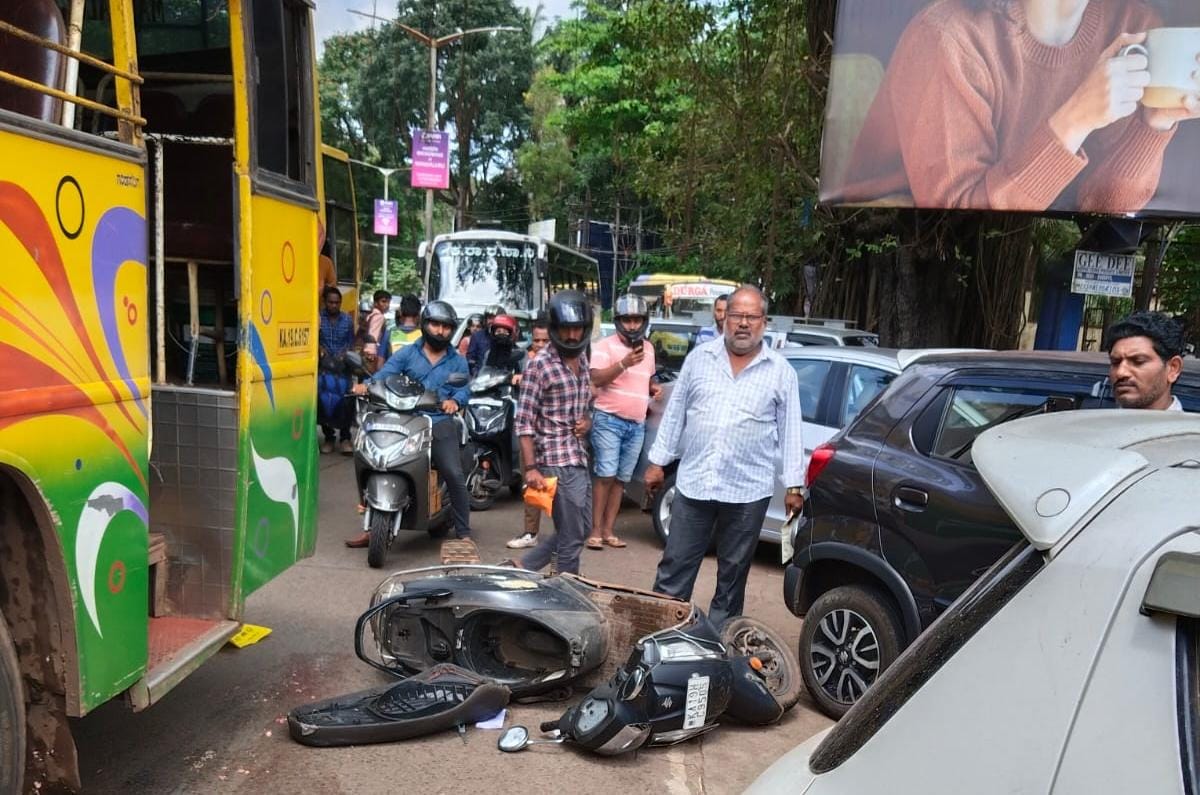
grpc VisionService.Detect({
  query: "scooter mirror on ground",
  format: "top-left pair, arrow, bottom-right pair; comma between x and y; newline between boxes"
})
498,726 -> 530,752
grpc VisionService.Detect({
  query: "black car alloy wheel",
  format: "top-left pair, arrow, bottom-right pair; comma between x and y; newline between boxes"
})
810,608 -> 880,705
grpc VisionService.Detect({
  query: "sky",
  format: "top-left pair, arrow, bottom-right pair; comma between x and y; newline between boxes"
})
315,0 -> 576,44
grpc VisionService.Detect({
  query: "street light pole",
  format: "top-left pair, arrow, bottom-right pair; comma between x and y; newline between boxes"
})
348,158 -> 405,291
379,167 -> 397,290
397,23 -> 521,298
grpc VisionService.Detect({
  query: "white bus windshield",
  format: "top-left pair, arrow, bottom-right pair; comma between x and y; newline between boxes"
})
434,240 -> 538,309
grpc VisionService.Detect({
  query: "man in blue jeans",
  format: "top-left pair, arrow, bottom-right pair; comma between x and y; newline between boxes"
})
586,294 -> 661,549
644,286 -> 805,628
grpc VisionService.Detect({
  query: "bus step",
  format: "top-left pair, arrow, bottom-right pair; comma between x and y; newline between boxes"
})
128,617 -> 239,711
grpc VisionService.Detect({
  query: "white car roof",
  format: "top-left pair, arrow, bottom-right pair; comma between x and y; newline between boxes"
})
974,410 -> 1200,552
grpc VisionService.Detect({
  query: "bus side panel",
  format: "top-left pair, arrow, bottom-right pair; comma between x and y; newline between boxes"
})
234,189 -> 319,599
0,124 -> 150,712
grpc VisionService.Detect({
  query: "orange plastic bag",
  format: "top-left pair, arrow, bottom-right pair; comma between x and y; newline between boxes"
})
523,476 -> 557,518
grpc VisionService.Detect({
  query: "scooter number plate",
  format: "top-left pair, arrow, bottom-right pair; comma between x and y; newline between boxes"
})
682,674 -> 710,730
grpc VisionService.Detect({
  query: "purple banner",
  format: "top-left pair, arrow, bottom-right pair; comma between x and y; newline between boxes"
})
410,130 -> 450,190
373,199 -> 398,237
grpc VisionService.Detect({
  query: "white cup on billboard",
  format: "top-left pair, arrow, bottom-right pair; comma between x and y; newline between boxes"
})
1121,28 -> 1200,109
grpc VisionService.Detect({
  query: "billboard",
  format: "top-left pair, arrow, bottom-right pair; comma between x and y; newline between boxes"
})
373,199 -> 398,236
411,130 -> 450,190
820,1 -> 1200,216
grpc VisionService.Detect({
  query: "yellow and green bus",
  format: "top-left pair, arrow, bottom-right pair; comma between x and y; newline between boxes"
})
0,1 -> 327,788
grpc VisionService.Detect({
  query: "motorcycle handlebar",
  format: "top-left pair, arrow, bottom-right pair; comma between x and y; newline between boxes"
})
539,720 -> 559,733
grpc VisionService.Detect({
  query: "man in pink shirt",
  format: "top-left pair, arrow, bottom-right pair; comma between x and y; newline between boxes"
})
586,295 -> 662,549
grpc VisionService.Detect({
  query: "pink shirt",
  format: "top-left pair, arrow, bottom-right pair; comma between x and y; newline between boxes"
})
364,309 -> 386,356
591,334 -> 655,422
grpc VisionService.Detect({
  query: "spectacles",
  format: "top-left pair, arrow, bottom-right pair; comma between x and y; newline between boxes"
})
726,312 -> 765,325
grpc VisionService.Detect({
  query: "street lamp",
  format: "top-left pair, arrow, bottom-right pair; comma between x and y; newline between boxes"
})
397,23 -> 521,297
348,158 -> 406,290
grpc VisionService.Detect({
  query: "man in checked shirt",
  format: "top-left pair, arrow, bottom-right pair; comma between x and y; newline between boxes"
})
644,285 -> 806,627
512,291 -> 595,575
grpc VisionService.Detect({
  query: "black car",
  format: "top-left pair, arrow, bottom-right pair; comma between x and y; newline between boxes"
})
784,351 -> 1200,718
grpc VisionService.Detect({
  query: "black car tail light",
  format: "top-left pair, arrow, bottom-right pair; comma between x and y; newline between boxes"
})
807,443 -> 836,485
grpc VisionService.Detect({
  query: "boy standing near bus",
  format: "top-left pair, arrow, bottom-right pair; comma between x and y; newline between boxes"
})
363,289 -> 390,372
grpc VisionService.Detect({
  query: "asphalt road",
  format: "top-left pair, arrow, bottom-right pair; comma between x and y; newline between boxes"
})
73,455 -> 831,794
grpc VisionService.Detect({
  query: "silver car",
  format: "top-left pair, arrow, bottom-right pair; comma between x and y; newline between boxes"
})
626,346 -> 909,546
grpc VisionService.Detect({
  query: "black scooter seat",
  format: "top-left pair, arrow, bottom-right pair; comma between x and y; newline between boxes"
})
288,664 -> 511,747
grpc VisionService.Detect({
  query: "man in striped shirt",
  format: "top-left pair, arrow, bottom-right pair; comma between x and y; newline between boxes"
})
514,292 -> 595,575
645,285 -> 806,628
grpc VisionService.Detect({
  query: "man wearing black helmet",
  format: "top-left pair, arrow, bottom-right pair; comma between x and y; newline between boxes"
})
467,303 -> 506,375
346,300 -> 474,547
511,291 -> 595,575
585,294 -> 662,550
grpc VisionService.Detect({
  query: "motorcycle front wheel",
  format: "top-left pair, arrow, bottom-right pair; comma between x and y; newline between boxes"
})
466,463 -> 497,512
367,509 -> 396,569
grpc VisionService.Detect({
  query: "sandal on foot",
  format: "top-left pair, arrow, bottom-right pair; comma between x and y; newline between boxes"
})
585,538 -> 604,550
603,537 -> 627,548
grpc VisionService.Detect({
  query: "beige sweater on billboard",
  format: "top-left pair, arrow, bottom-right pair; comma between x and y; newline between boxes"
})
836,0 -> 1176,212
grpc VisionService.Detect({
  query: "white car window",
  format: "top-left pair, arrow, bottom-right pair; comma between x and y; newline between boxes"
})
841,365 -> 895,427
789,359 -> 834,422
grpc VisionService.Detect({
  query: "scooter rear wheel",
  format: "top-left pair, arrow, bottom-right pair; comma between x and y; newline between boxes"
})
367,510 -> 393,569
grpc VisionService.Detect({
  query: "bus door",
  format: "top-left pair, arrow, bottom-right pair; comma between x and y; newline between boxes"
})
227,0 -> 320,600
320,145 -> 360,315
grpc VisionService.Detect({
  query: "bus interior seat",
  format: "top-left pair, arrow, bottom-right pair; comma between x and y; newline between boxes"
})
0,0 -> 66,122
140,90 -> 188,134
162,92 -> 234,264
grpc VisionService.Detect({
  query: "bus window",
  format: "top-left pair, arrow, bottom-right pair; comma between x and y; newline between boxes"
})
435,239 -> 538,309
251,0 -> 313,187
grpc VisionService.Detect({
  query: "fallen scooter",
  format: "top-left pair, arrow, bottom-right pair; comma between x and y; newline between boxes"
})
288,566 -> 802,749
498,605 -> 786,756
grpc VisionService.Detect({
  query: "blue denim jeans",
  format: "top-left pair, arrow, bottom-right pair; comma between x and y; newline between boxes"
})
590,409 -> 645,482
652,492 -> 771,628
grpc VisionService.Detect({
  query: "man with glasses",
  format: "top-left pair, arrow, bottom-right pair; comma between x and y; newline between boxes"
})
643,286 -> 806,628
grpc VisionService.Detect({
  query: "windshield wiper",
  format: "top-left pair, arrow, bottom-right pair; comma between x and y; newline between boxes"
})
947,397 -> 1059,460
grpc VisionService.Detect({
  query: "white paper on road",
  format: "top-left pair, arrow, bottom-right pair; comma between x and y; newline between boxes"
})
476,709 -> 507,729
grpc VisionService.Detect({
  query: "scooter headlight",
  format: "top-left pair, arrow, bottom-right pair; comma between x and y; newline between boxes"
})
400,427 -> 432,457
468,403 -> 505,434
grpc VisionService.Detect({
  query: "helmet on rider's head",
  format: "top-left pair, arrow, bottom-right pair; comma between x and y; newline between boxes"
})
613,294 -> 650,346
547,291 -> 593,356
488,314 -> 519,342
420,300 -> 459,352
484,304 -> 506,321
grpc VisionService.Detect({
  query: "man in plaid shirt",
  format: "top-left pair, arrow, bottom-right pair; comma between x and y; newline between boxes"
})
514,291 -> 595,575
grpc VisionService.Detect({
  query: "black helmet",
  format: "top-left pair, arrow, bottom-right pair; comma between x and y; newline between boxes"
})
484,303 -> 506,320
547,291 -> 593,356
613,294 -> 650,346
420,300 -> 459,352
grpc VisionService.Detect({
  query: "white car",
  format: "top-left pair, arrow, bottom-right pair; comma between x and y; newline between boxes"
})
749,410 -> 1200,795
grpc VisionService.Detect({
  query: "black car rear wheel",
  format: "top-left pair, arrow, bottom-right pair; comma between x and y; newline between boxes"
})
799,585 -> 902,719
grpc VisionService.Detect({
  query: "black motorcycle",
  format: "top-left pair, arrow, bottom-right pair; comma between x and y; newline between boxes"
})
464,365 -> 522,511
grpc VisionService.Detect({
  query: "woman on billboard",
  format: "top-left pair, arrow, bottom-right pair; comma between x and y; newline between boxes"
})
834,0 -> 1200,214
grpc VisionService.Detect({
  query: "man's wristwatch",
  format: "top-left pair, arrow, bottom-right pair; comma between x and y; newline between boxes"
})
786,486 -> 808,498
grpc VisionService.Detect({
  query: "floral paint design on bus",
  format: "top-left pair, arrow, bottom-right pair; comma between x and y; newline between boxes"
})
0,136 -> 151,709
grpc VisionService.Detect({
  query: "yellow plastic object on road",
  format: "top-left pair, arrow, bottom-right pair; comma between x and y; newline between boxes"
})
228,624 -> 273,649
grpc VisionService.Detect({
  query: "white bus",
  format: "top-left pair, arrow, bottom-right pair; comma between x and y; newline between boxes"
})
420,230 -> 601,318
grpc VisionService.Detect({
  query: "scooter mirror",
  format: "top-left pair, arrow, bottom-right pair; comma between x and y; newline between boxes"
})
446,372 -> 470,387
498,726 -> 530,752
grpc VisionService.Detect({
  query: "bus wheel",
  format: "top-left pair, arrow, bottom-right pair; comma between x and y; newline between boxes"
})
0,610 -> 25,795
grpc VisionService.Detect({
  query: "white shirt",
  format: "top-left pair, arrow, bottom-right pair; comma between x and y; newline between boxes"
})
648,338 -> 805,503
1169,395 -> 1183,411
